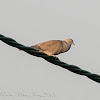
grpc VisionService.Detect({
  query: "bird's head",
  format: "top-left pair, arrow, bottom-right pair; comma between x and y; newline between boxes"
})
64,39 -> 75,45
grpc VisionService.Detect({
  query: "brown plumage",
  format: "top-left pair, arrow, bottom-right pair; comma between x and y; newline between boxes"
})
31,39 -> 75,57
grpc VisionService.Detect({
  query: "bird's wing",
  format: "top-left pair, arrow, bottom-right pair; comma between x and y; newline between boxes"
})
31,40 -> 63,55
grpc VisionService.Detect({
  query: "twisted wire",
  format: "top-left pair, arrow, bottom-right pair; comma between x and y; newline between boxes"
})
0,34 -> 100,83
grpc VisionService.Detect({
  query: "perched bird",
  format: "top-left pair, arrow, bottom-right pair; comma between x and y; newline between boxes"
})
31,39 -> 75,57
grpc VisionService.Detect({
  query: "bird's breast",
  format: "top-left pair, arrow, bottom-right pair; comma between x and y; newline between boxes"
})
61,42 -> 71,53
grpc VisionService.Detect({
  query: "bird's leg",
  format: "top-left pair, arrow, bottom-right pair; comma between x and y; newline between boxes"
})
51,55 -> 56,57
44,51 -> 56,57
43,51 -> 59,60
51,55 -> 59,60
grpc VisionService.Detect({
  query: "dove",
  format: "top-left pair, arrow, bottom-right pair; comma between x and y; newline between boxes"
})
31,39 -> 75,57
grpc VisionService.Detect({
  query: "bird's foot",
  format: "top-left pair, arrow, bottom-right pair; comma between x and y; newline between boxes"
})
50,55 -> 59,60
51,55 -> 56,57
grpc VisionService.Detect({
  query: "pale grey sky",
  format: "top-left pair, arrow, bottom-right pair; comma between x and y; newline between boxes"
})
0,0 -> 100,100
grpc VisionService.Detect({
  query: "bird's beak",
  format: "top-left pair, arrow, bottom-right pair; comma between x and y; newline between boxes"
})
72,42 -> 75,45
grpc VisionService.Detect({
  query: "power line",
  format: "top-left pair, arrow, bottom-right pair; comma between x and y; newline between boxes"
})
0,34 -> 100,83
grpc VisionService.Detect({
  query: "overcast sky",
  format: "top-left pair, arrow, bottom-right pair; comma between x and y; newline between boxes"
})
0,0 -> 100,100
